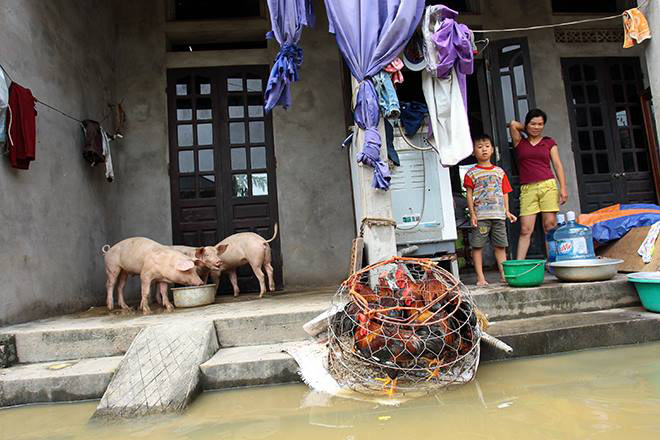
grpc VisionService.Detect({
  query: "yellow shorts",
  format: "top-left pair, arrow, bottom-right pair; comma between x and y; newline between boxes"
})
519,178 -> 559,216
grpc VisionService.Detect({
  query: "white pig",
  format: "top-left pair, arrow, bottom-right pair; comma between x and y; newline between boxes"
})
102,237 -> 206,314
171,243 -> 228,283
210,224 -> 278,298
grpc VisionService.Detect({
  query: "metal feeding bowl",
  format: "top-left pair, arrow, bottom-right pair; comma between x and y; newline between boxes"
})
171,284 -> 217,308
327,257 -> 483,397
549,258 -> 624,282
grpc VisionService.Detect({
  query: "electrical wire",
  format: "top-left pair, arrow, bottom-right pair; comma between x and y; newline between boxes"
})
472,0 -> 650,34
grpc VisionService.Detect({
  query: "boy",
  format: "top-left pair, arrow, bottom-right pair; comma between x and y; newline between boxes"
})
464,134 -> 517,286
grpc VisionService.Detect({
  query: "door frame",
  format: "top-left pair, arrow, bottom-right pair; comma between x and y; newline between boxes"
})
166,65 -> 283,290
561,57 -> 655,211
641,87 -> 660,204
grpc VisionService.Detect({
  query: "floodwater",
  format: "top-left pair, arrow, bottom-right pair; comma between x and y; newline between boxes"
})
3,343 -> 660,440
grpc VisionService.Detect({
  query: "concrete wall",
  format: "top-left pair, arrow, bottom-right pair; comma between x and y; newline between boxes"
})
0,0 -> 116,325
644,0 -> 660,133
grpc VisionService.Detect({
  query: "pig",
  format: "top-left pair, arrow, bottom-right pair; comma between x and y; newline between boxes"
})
209,224 -> 278,298
171,243 -> 228,283
102,237 -> 206,314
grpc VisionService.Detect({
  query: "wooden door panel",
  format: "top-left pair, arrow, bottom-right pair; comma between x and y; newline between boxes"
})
562,58 -> 657,213
167,66 -> 282,293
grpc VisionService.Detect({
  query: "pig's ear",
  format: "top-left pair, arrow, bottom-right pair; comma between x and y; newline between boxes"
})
195,247 -> 205,259
216,243 -> 229,255
175,259 -> 195,272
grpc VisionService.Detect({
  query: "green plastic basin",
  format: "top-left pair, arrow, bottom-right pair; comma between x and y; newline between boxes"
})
628,273 -> 660,313
502,259 -> 546,288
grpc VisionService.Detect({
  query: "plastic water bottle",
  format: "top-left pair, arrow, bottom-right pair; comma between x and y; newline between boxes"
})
546,213 -> 566,271
555,211 -> 596,261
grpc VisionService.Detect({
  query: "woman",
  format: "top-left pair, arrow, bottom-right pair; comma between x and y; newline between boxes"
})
509,109 -> 568,260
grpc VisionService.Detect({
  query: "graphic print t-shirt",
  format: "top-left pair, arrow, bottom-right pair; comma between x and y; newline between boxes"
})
463,165 -> 513,220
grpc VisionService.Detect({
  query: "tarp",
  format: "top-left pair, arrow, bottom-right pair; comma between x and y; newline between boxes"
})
578,204 -> 660,243
324,0 -> 425,190
264,0 -> 315,112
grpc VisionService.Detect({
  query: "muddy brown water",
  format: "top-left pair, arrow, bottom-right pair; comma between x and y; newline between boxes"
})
3,343 -> 660,439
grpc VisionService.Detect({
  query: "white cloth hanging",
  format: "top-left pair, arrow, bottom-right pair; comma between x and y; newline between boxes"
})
422,67 -> 472,166
0,69 -> 9,146
100,128 -> 114,182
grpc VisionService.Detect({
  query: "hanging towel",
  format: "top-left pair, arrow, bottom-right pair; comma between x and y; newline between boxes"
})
384,57 -> 405,85
100,128 -> 114,182
422,68 -> 472,166
0,69 -> 9,146
81,119 -> 104,166
623,8 -> 651,49
7,83 -> 37,170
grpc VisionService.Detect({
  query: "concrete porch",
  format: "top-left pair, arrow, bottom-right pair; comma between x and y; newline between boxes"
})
0,276 -> 657,408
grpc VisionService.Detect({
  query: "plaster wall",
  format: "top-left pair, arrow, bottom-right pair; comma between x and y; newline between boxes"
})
644,0 -> 660,133
0,0 -> 116,325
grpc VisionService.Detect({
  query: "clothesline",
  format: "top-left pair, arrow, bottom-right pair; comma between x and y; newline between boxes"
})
0,59 -> 107,125
473,0 -> 650,34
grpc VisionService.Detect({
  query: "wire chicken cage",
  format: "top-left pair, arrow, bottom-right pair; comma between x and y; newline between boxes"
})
327,257 -> 483,396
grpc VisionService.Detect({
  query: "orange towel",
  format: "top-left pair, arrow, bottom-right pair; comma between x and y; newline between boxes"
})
623,8 -> 651,49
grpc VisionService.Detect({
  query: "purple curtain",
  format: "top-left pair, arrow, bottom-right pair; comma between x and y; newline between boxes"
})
264,0 -> 315,112
325,0 -> 425,190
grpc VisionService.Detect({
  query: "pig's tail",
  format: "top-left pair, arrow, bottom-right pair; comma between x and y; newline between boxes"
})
101,244 -> 111,254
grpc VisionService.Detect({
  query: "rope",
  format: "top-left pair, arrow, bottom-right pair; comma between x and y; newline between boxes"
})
0,59 -> 110,125
359,217 -> 397,237
472,0 -> 650,34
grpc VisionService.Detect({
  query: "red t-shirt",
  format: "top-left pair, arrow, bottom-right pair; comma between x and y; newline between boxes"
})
515,136 -> 556,185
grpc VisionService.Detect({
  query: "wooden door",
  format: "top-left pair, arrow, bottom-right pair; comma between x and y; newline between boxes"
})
488,38 -> 546,259
167,66 -> 282,292
562,58 -> 657,213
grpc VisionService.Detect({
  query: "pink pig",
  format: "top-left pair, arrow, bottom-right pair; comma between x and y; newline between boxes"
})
102,238 -> 206,314
212,224 -> 278,298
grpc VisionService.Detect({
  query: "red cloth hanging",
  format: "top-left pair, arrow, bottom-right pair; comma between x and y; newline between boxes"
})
7,83 -> 37,170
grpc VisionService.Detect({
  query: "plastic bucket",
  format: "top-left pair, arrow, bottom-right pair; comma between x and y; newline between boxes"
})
502,260 -> 546,287
627,273 -> 660,312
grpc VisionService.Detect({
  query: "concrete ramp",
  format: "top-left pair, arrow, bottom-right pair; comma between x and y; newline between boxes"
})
93,321 -> 218,419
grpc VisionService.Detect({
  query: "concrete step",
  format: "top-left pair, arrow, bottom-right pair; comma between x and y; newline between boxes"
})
0,356 -> 122,407
201,306 -> 660,391
0,277 -> 640,364
482,307 -> 660,361
200,343 -> 300,390
2,306 -> 659,407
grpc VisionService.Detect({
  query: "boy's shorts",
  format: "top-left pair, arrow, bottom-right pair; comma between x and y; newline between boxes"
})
520,178 -> 560,216
470,219 -> 508,248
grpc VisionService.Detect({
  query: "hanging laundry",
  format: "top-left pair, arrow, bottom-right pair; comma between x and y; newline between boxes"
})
81,119 -> 105,166
0,69 -> 9,146
372,71 -> 400,119
100,128 -> 114,182
384,119 -> 400,167
421,5 -> 473,167
384,57 -> 405,85
399,101 -> 428,137
623,8 -> 651,49
7,83 -> 37,170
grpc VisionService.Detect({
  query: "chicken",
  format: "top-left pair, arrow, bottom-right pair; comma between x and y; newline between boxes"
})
330,301 -> 362,338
